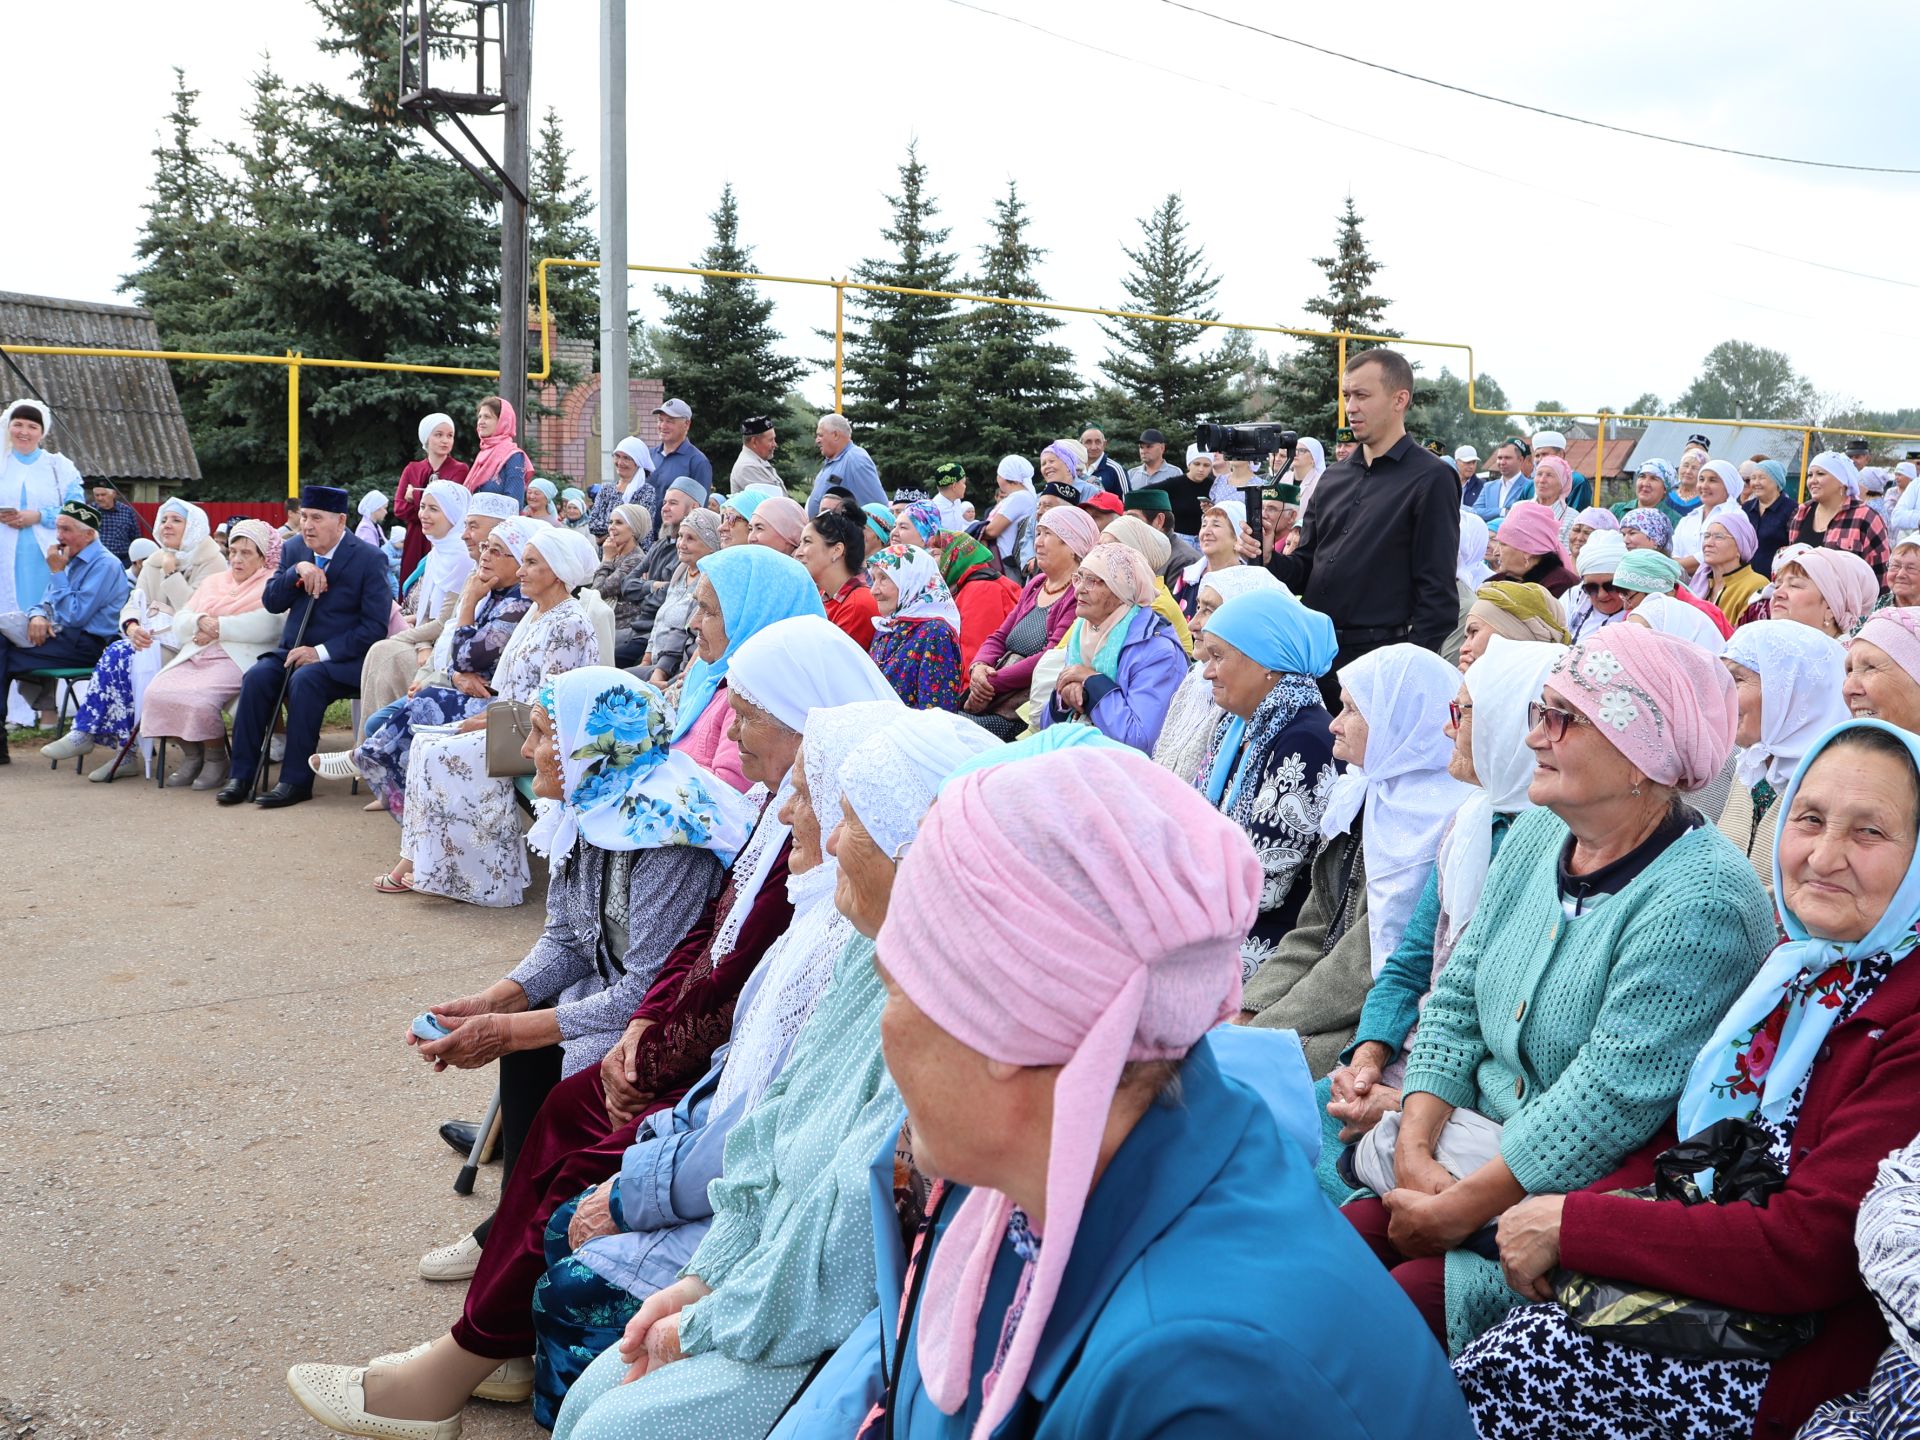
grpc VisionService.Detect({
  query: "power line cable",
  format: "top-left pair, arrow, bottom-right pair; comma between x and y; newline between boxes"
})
1151,0 -> 1920,176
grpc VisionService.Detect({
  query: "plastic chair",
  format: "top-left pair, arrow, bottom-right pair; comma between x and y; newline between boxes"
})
23,668 -> 95,773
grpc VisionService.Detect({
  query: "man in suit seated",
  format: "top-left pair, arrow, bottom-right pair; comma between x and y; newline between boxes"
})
218,484 -> 391,809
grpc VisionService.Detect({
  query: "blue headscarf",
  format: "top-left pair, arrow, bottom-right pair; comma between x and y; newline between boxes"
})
1201,591 -> 1338,807
670,546 -> 827,742
723,490 -> 769,521
1678,719 -> 1920,1161
860,502 -> 896,547
939,723 -> 1127,791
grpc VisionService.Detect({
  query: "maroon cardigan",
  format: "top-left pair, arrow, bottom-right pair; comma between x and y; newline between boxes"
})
970,574 -> 1077,700
1559,957 -> 1920,1438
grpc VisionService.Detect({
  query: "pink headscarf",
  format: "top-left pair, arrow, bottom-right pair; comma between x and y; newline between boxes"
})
1786,547 -> 1879,635
1077,540 -> 1157,608
464,397 -> 526,492
1533,455 -> 1573,501
1853,607 -> 1920,683
1498,500 -> 1570,567
880,747 -> 1260,1439
753,494 -> 808,546
1035,504 -> 1099,559
1548,623 -> 1736,792
1705,506 -> 1759,564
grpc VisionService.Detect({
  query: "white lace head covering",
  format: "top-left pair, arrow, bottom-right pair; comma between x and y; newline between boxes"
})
1320,643 -> 1476,974
710,700 -> 898,1115
727,614 -> 899,728
839,707 -> 1006,860
1457,509 -> 1491,590
1721,620 -> 1850,789
1858,1130 -> 1920,1366
1437,637 -> 1564,943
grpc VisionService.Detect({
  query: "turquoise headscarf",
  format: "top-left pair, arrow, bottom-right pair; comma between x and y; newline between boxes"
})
723,490 -> 769,521
1678,719 -> 1920,1167
670,546 -> 827,742
939,723 -> 1128,791
1201,591 -> 1338,808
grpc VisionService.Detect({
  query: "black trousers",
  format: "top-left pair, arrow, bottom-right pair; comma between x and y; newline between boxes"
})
471,1041 -> 564,1247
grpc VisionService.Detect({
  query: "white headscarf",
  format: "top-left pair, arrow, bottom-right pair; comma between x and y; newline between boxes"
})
1628,593 -> 1725,655
2,398 -> 53,436
524,525 -> 600,591
1457,509 -> 1491,590
1721,620 -> 1850,789
156,497 -> 211,557
414,478 -> 475,624
1320,643 -> 1476,974
996,455 -> 1036,491
614,435 -> 657,503
1197,565 -> 1286,606
709,699 -> 896,1116
1810,450 -> 1863,501
839,706 -> 1004,859
725,615 -> 900,728
1296,436 -> 1329,517
1438,637 -> 1564,943
357,489 -> 389,519
417,412 -> 454,451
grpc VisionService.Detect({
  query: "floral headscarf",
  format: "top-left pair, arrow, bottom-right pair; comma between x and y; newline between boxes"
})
527,666 -> 757,866
936,530 -> 997,593
1620,507 -> 1674,552
868,543 -> 961,635
1637,458 -> 1677,493
903,502 -> 945,545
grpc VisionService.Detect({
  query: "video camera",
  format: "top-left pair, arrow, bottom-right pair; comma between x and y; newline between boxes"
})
1193,421 -> 1297,464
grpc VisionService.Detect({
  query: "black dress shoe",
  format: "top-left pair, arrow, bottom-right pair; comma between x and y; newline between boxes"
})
440,1120 -> 483,1157
254,782 -> 313,809
215,778 -> 250,805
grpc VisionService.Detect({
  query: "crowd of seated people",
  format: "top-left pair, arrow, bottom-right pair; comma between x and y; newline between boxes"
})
19,387 -> 1920,1440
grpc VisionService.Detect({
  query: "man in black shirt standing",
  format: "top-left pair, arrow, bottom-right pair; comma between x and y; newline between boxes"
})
1266,348 -> 1461,707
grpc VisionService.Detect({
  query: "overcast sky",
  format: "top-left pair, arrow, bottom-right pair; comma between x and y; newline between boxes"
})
9,0 -> 1920,425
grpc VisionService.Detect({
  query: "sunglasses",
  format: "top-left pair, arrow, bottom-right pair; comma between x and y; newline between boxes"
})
1447,700 -> 1474,727
1581,580 -> 1621,597
1527,700 -> 1590,743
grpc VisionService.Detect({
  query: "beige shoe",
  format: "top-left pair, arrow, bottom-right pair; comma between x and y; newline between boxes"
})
417,1233 -> 483,1281
285,1364 -> 460,1439
368,1344 -> 532,1403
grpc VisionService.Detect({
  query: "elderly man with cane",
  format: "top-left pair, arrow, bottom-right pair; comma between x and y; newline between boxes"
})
218,484 -> 391,809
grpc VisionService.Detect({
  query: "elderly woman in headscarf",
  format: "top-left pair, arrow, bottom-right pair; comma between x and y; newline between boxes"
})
865,544 -> 965,711
1153,565 -> 1284,785
1456,580 -> 1569,671
638,507 -> 721,686
1455,718 -> 1920,1440
1716,620 -> 1848,886
1886,536 -> 1920,610
888,500 -> 946,551
1697,505 -> 1768,627
1098,513 -> 1194,653
288,666 -> 758,1440
1037,540 -> 1187,752
1607,458 -> 1673,523
1443,510 -> 1494,665
394,412 -> 469,578
1846,607 -> 1920,734
561,488 -> 591,531
747,494 -> 808,556
788,746 -> 1472,1439
1562,532 -> 1630,644
933,530 -> 1019,669
356,489 -> 390,548
1619,505 -> 1674,555
1614,547 -> 1733,642
1238,642 -> 1473,1076
1564,506 -> 1618,570
466,396 -> 530,505
1772,545 -> 1881,639
1530,456 -> 1575,534
525,477 -> 563,526
44,496 -> 227,780
1338,625 -> 1773,1354
587,502 -> 655,668
671,545 -> 829,793
964,504 -> 1089,739
1740,456 -> 1794,577
136,520 -> 284,791
1190,587 -> 1340,978
1490,500 -> 1578,598
1671,458 -> 1742,582
1322,637 -> 1564,1200
380,526 -> 602,905
721,489 -> 768,548
587,436 -> 658,539
1792,450 -> 1892,584
331,516 -> 535,813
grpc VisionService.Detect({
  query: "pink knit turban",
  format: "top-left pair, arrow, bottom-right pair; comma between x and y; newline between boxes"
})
1498,499 -> 1570,566
1548,621 -> 1737,792
752,494 -> 808,546
879,746 -> 1261,1439
1786,547 -> 1880,635
1854,607 -> 1920,684
1035,504 -> 1099,559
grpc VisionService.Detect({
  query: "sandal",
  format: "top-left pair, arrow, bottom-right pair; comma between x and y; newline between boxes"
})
374,868 -> 414,895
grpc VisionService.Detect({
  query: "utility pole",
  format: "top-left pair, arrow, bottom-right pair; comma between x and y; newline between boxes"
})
599,0 -> 629,484
499,0 -> 532,422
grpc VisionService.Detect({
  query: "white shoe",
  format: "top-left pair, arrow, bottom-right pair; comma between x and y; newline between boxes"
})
312,750 -> 363,782
270,733 -> 286,762
368,1344 -> 533,1403
41,731 -> 96,761
285,1364 -> 461,1439
417,1233 -> 483,1281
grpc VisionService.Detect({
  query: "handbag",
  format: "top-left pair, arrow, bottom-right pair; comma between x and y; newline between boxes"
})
1552,1118 -> 1820,1361
484,698 -> 536,777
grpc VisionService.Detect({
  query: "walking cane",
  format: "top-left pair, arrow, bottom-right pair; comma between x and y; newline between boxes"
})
250,587 -> 318,801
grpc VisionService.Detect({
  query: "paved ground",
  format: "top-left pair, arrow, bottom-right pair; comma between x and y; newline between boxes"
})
2,738 -> 548,1438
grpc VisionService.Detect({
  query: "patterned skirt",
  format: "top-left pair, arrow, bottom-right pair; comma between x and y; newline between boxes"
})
70,638 -> 140,745
352,684 -> 483,820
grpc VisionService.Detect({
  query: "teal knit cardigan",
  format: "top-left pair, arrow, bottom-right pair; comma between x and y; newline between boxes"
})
1398,803 -> 1776,1352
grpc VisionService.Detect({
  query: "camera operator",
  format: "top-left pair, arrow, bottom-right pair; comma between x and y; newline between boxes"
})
1264,349 -> 1460,706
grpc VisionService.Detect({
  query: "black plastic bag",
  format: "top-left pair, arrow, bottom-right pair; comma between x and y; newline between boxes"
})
1651,1117 -> 1790,1208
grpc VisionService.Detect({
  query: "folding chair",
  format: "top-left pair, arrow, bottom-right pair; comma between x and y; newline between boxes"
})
23,668 -> 95,773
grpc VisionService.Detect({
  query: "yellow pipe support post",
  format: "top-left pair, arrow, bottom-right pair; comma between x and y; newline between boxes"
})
287,354 -> 301,499
1596,414 -> 1607,502
1801,430 -> 1813,504
833,282 -> 846,415
1336,333 -> 1347,428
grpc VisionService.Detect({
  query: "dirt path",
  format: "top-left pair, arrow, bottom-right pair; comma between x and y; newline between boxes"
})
2,741 -> 548,1438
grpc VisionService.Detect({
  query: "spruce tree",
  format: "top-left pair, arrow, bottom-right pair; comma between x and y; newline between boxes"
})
1267,195 -> 1399,443
935,182 -> 1083,508
1095,193 -> 1239,449
837,142 -> 958,490
529,107 -> 599,342
655,184 -> 804,472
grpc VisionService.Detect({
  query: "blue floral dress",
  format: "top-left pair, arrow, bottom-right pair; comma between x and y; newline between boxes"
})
353,585 -> 529,818
870,619 -> 962,711
70,638 -> 140,745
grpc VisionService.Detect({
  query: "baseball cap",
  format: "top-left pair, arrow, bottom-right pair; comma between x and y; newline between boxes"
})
653,398 -> 693,420
1454,444 -> 1480,463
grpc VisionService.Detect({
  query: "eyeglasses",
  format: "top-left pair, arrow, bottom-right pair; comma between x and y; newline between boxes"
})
1527,700 -> 1590,743
1447,700 -> 1473,727
1581,580 -> 1620,597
